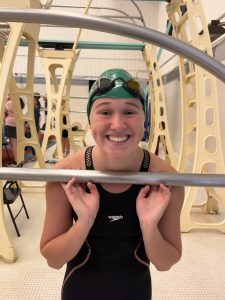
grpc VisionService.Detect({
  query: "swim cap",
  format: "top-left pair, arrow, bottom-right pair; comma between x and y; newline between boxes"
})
87,68 -> 146,122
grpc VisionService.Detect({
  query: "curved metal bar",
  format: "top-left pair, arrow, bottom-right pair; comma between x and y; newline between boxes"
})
1,168 -> 225,187
51,5 -> 139,25
0,9 -> 225,82
130,0 -> 146,26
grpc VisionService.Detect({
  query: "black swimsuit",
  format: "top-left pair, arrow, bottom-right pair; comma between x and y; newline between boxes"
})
62,146 -> 152,300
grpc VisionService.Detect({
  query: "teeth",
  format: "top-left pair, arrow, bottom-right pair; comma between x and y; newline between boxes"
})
108,136 -> 128,142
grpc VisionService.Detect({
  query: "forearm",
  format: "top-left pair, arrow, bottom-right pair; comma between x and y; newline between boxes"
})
141,224 -> 182,271
41,220 -> 92,269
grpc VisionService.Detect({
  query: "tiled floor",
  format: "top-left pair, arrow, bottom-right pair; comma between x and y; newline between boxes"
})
1,188 -> 225,300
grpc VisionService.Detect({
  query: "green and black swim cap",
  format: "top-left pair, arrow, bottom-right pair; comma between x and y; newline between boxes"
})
87,68 -> 146,122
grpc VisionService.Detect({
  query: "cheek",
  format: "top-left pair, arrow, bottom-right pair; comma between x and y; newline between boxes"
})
137,115 -> 145,134
89,116 -> 100,129
139,124 -> 145,136
89,118 -> 104,137
137,114 -> 145,127
89,109 -> 102,125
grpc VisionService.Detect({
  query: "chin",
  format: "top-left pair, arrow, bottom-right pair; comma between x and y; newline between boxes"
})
107,144 -> 133,158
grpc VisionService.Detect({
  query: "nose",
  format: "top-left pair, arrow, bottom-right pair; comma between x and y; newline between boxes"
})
110,113 -> 126,130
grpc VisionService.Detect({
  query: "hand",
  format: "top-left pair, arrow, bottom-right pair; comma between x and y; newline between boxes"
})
61,177 -> 100,225
136,184 -> 171,227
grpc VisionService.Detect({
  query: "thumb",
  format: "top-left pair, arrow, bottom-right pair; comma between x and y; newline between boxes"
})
87,182 -> 99,195
137,185 -> 150,199
61,182 -> 67,191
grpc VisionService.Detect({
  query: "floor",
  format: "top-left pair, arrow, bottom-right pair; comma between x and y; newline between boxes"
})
1,141 -> 225,299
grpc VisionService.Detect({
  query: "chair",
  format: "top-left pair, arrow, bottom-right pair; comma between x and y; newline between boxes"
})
2,128 -> 13,165
3,162 -> 29,236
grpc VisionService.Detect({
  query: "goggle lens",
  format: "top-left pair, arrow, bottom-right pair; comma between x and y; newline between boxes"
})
97,77 -> 140,93
126,80 -> 140,92
98,78 -> 112,89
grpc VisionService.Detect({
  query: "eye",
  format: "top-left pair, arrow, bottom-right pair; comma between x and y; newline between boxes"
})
99,110 -> 111,116
124,110 -> 137,115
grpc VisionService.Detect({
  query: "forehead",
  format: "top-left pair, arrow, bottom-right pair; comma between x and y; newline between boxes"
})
91,98 -> 142,109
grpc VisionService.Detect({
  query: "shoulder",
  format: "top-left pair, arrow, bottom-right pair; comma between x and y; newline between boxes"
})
149,152 -> 184,200
53,149 -> 86,170
149,152 -> 177,174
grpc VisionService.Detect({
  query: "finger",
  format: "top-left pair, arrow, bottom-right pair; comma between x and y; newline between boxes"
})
86,182 -> 98,195
76,184 -> 85,197
69,177 -> 77,185
67,177 -> 78,189
75,168 -> 86,189
150,185 -> 158,191
61,182 -> 67,190
159,183 -> 171,192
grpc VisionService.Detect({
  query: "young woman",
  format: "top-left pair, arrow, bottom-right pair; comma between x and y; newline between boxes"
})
4,94 -> 25,166
40,69 -> 184,300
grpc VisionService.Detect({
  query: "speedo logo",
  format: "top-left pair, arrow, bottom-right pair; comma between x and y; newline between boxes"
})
108,215 -> 123,222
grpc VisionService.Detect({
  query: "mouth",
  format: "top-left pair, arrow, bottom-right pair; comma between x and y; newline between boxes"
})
107,135 -> 130,143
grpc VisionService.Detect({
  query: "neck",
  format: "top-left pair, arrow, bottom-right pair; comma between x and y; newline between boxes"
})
92,146 -> 143,171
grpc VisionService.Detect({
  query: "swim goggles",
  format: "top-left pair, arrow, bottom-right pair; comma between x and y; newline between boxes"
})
89,77 -> 145,103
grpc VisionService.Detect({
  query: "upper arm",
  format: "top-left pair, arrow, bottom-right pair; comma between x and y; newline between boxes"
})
40,181 -> 73,249
40,151 -> 85,249
150,153 -> 185,254
158,185 -> 184,254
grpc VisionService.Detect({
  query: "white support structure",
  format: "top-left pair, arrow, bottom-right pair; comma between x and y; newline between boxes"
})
143,44 -> 177,167
38,49 -> 78,159
39,0 -> 93,161
167,0 -> 225,232
0,0 -> 43,262
0,0 -> 93,263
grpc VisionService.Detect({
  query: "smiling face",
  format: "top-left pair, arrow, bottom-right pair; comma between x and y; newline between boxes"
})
89,98 -> 145,158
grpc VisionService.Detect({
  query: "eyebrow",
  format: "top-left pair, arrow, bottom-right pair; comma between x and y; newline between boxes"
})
94,101 -> 141,109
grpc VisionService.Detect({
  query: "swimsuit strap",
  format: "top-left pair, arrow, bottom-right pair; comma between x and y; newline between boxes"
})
85,146 -> 95,170
140,149 -> 150,172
